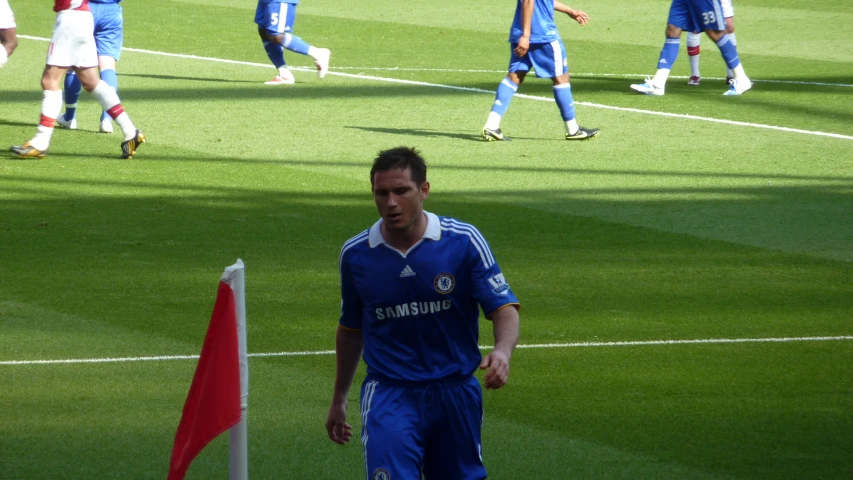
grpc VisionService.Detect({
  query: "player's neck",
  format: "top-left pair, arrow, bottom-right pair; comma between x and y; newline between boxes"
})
381,212 -> 428,254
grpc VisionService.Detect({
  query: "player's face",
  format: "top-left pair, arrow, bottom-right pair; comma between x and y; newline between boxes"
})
372,168 -> 430,233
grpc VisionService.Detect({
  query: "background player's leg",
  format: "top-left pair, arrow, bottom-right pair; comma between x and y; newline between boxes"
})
12,66 -> 66,157
483,76 -> 519,140
0,27 -> 17,68
281,5 -> 330,78
687,31 -> 701,85
98,56 -> 118,133
77,66 -> 145,158
544,41 -> 599,140
92,2 -> 124,133
707,29 -> 751,95
57,72 -> 82,128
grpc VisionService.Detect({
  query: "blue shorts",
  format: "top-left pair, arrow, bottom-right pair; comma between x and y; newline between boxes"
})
91,2 -> 123,61
667,0 -> 726,32
360,375 -> 487,480
509,39 -> 568,79
254,1 -> 297,36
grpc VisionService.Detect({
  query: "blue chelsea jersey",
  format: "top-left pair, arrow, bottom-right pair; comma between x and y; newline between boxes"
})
510,0 -> 560,44
257,0 -> 299,4
339,212 -> 520,384
88,0 -> 121,3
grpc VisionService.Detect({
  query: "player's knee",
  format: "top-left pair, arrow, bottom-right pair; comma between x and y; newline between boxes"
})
705,30 -> 725,42
665,24 -> 681,37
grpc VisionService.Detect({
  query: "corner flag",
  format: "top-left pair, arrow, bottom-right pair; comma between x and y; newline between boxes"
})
168,260 -> 248,480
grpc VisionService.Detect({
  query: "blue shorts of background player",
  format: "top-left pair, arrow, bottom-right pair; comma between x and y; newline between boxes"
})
668,0 -> 725,32
630,0 -> 752,96
57,0 -> 124,133
254,0 -> 330,85
508,39 -> 568,79
361,375 -> 486,480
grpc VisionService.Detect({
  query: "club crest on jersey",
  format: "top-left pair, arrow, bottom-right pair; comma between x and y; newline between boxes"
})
434,273 -> 455,294
488,272 -> 510,295
372,468 -> 391,480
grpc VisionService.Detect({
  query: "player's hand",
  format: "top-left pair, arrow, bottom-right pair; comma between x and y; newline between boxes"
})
325,400 -> 353,444
513,36 -> 530,57
571,10 -> 590,26
479,349 -> 510,390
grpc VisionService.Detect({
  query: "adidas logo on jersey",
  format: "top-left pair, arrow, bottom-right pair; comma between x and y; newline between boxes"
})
399,265 -> 416,277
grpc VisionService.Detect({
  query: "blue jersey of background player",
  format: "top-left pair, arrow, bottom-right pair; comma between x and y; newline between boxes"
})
254,0 -> 330,84
57,0 -> 123,134
483,1 -> 599,142
326,147 -> 521,480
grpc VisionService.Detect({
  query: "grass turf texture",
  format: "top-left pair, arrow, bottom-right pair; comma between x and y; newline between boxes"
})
1,0 -> 852,478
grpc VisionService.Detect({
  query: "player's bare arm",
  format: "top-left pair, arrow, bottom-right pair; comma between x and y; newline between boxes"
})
325,326 -> 363,445
554,1 -> 590,26
514,0 -> 535,56
480,305 -> 520,390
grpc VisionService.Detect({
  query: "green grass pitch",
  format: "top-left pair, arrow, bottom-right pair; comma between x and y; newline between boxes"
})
1,0 -> 851,478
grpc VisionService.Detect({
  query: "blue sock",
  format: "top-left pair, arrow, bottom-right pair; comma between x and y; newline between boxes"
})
100,68 -> 118,121
715,35 -> 740,70
553,84 -> 575,121
490,77 -> 518,117
263,41 -> 286,69
283,33 -> 311,56
63,72 -> 83,121
657,36 -> 681,70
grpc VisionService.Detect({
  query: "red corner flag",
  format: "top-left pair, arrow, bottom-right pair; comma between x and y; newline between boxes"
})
168,281 -> 242,480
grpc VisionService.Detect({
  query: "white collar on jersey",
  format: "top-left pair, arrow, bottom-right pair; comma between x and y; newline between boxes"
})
368,211 -> 441,248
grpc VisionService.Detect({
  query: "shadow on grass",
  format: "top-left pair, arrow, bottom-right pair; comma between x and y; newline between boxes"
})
120,73 -> 259,84
346,125 -> 486,142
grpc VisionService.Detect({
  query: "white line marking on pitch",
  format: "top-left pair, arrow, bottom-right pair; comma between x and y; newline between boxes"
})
318,66 -> 853,88
16,35 -> 853,141
2,336 -> 851,366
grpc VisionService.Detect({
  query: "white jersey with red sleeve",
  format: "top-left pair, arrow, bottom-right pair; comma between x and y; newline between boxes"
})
54,0 -> 89,13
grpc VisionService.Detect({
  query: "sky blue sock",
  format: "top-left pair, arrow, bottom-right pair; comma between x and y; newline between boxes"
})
63,72 -> 83,121
553,84 -> 575,121
283,33 -> 311,55
263,41 -> 286,68
100,69 -> 118,121
657,36 -> 681,70
715,35 -> 741,69
490,77 -> 518,117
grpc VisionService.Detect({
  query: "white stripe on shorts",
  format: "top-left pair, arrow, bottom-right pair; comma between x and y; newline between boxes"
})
278,3 -> 288,34
550,40 -> 562,77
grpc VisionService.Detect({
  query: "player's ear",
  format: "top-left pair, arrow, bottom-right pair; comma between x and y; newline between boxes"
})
420,181 -> 430,200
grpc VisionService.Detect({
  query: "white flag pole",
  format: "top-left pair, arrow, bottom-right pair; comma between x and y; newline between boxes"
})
221,259 -> 249,480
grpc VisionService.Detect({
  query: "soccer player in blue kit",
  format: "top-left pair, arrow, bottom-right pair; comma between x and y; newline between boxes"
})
325,147 -> 521,480
56,0 -> 124,133
483,0 -> 599,142
630,0 -> 751,96
255,0 -> 330,85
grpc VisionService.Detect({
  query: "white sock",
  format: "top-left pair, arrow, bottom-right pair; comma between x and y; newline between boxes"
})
91,80 -> 136,139
0,48 -> 7,69
307,46 -> 326,59
565,119 -> 579,136
485,112 -> 501,130
732,64 -> 748,82
687,32 -> 701,77
651,68 -> 670,87
30,90 -> 63,151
